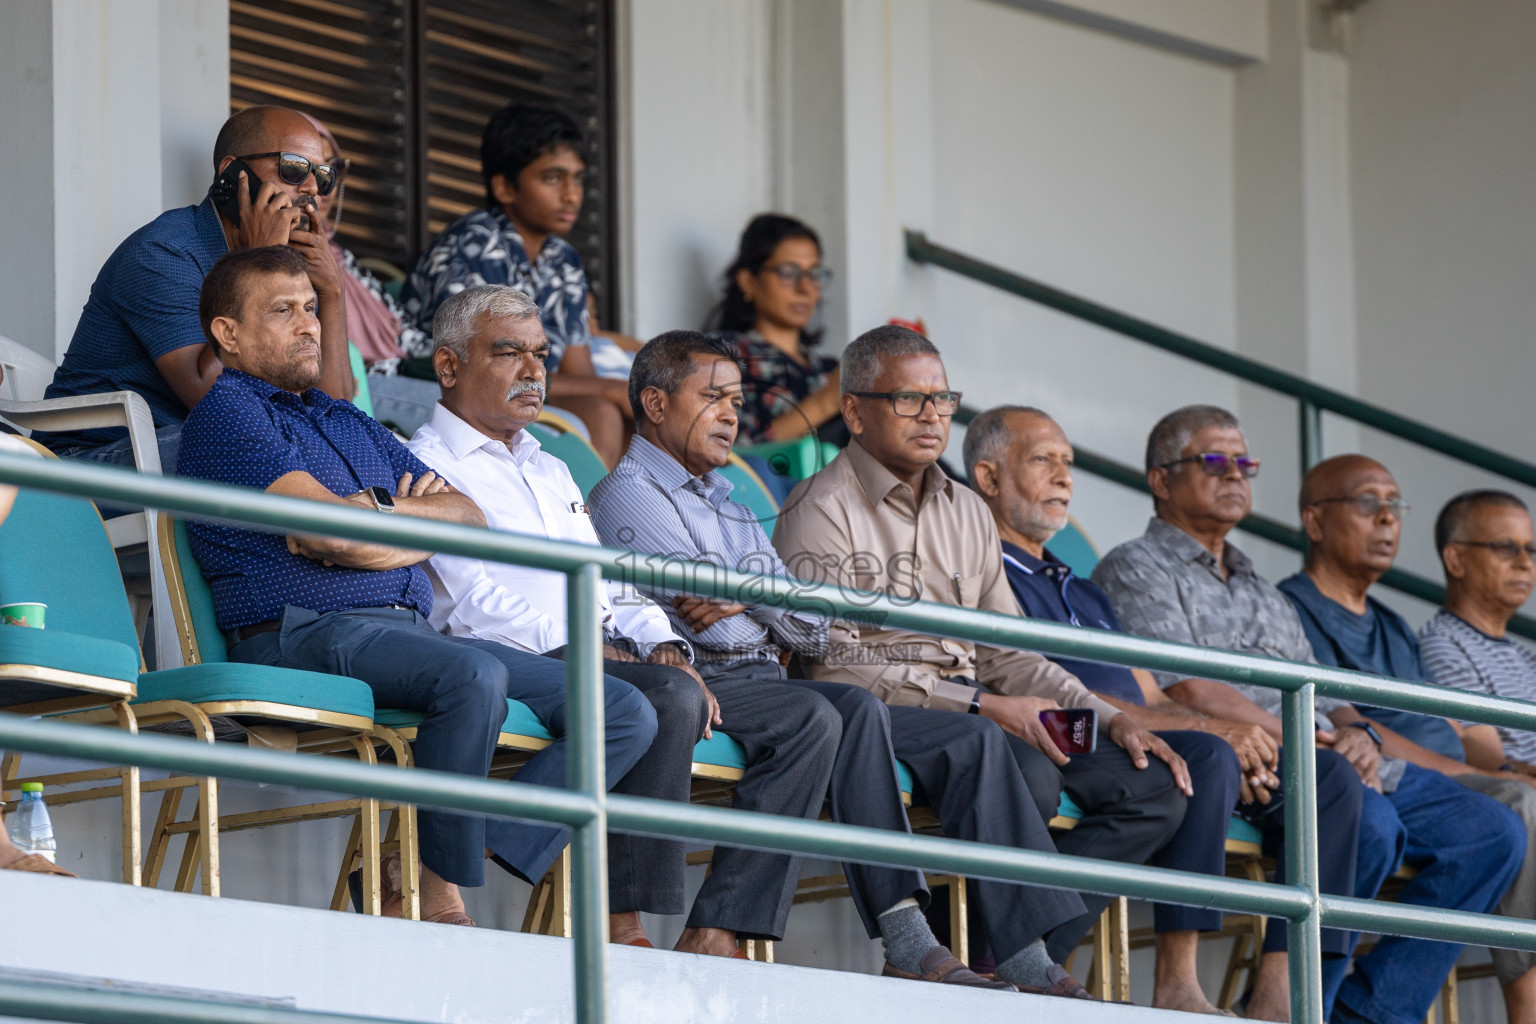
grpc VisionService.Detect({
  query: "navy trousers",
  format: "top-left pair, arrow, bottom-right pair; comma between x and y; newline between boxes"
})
1147,731 -> 1242,934
229,606 -> 657,888
1001,732 -> 1188,961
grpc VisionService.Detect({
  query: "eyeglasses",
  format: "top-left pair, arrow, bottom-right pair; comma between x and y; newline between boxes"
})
1311,495 -> 1411,518
237,152 -> 342,196
1158,453 -> 1261,479
851,390 -> 963,417
763,263 -> 833,288
1453,540 -> 1536,561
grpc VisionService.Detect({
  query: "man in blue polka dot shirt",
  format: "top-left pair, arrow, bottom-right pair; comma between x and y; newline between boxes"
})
177,245 -> 657,925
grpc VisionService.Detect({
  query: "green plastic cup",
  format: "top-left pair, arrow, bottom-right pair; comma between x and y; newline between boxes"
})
0,602 -> 46,628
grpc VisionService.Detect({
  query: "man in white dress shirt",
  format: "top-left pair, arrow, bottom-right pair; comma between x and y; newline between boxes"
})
406,286 -> 851,960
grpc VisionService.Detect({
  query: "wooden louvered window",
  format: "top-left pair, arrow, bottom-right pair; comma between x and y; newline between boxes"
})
229,0 -> 619,322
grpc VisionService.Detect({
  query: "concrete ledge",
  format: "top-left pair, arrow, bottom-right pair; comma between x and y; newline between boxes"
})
0,872 -> 1189,1023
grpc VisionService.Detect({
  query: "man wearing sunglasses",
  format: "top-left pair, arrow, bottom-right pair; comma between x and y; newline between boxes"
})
38,105 -> 354,469
1279,457 -> 1536,1024
774,326 -> 1194,989
1093,410 -> 1523,1024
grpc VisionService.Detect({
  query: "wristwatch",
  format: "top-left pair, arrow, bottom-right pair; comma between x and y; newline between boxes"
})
367,485 -> 397,514
1347,721 -> 1383,749
968,688 -> 984,715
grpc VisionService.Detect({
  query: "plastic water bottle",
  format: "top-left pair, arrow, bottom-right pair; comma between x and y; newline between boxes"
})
7,782 -> 56,863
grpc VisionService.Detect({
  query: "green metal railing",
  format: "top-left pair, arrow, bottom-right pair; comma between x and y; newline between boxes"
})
906,229 -> 1536,489
914,231 -> 1536,640
8,453 -> 1536,1024
954,406 -> 1536,642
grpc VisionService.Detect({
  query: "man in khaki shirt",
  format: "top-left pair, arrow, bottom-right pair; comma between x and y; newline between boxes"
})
774,324 -> 1190,963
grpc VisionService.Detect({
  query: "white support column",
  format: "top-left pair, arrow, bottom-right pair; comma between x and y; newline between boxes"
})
0,0 -> 228,365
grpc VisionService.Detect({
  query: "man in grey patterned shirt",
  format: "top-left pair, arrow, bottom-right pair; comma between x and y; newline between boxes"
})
1091,405 -> 1521,1024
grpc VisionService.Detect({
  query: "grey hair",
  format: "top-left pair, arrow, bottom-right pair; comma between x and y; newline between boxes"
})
840,325 -> 941,394
1145,404 -> 1241,472
432,284 -> 541,359
962,405 -> 1053,481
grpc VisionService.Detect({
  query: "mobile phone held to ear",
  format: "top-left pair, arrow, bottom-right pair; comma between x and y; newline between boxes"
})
1039,708 -> 1098,756
209,157 -> 264,227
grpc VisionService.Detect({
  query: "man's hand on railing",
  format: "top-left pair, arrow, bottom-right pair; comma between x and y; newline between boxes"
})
1107,715 -> 1193,797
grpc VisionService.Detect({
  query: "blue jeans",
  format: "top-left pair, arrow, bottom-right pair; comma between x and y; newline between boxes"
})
58,422 -> 183,473
1333,764 -> 1526,1024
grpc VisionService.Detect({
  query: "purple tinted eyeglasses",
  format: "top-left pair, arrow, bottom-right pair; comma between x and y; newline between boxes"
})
1158,453 -> 1261,479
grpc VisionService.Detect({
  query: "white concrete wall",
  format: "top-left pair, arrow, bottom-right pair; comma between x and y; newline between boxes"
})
1347,0 -> 1536,620
0,0 -> 227,364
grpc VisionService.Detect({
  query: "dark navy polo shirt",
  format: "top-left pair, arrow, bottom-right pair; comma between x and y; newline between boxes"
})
40,197 -> 230,451
1001,540 -> 1144,705
176,369 -> 437,632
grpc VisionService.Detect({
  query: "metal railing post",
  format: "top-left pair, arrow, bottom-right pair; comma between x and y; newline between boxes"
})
1283,684 -> 1324,1024
1299,398 -> 1323,477
567,563 -> 609,1024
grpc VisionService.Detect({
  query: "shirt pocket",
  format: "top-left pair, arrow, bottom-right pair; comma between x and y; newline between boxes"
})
952,572 -> 985,608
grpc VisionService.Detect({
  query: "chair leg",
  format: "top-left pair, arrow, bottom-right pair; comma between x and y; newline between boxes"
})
144,786 -> 184,888
331,815 -> 365,912
109,702 -> 142,886
947,876 -> 969,966
1090,906 -> 1113,1000
1443,968 -> 1458,1024
349,735 -> 382,916
1108,896 -> 1130,1003
174,800 -> 203,894
373,726 -> 419,921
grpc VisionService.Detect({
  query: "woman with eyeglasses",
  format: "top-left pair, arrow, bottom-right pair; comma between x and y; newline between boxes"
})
707,214 -> 847,446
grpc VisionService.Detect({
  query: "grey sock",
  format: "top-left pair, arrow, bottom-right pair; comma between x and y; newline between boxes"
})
994,939 -> 1057,989
877,903 -> 942,975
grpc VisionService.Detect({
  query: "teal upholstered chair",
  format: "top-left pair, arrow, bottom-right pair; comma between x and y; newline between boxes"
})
527,411 -> 609,499
718,453 -> 780,537
0,437 -> 144,883
1049,518 -> 1100,577
141,515 -> 393,909
348,343 -> 375,418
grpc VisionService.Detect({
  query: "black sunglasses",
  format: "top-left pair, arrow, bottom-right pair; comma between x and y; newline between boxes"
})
238,152 -> 341,196
1159,452 -> 1261,479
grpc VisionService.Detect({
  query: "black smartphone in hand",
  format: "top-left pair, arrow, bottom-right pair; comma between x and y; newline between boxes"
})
1039,708 -> 1098,756
209,157 -> 263,227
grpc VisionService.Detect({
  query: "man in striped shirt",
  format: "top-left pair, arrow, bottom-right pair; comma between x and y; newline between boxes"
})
1422,490 -> 1536,770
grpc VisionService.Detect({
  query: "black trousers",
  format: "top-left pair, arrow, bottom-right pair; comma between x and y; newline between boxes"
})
1000,733 -> 1189,961
230,607 -> 657,888
596,656 -> 840,940
780,674 -> 1087,962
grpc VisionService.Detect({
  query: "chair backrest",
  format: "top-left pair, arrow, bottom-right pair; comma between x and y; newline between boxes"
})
718,453 -> 780,536
0,334 -> 55,403
527,416 -> 608,499
1050,518 -> 1100,578
0,442 -> 141,653
156,513 -> 229,666
348,344 -> 375,417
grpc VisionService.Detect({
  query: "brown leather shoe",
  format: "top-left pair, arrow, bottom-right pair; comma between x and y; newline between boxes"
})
1016,964 -> 1094,1000
882,947 -> 1018,991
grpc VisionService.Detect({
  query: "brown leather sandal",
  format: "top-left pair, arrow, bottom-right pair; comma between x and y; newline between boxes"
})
1015,964 -> 1095,1000
882,947 -> 1018,991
